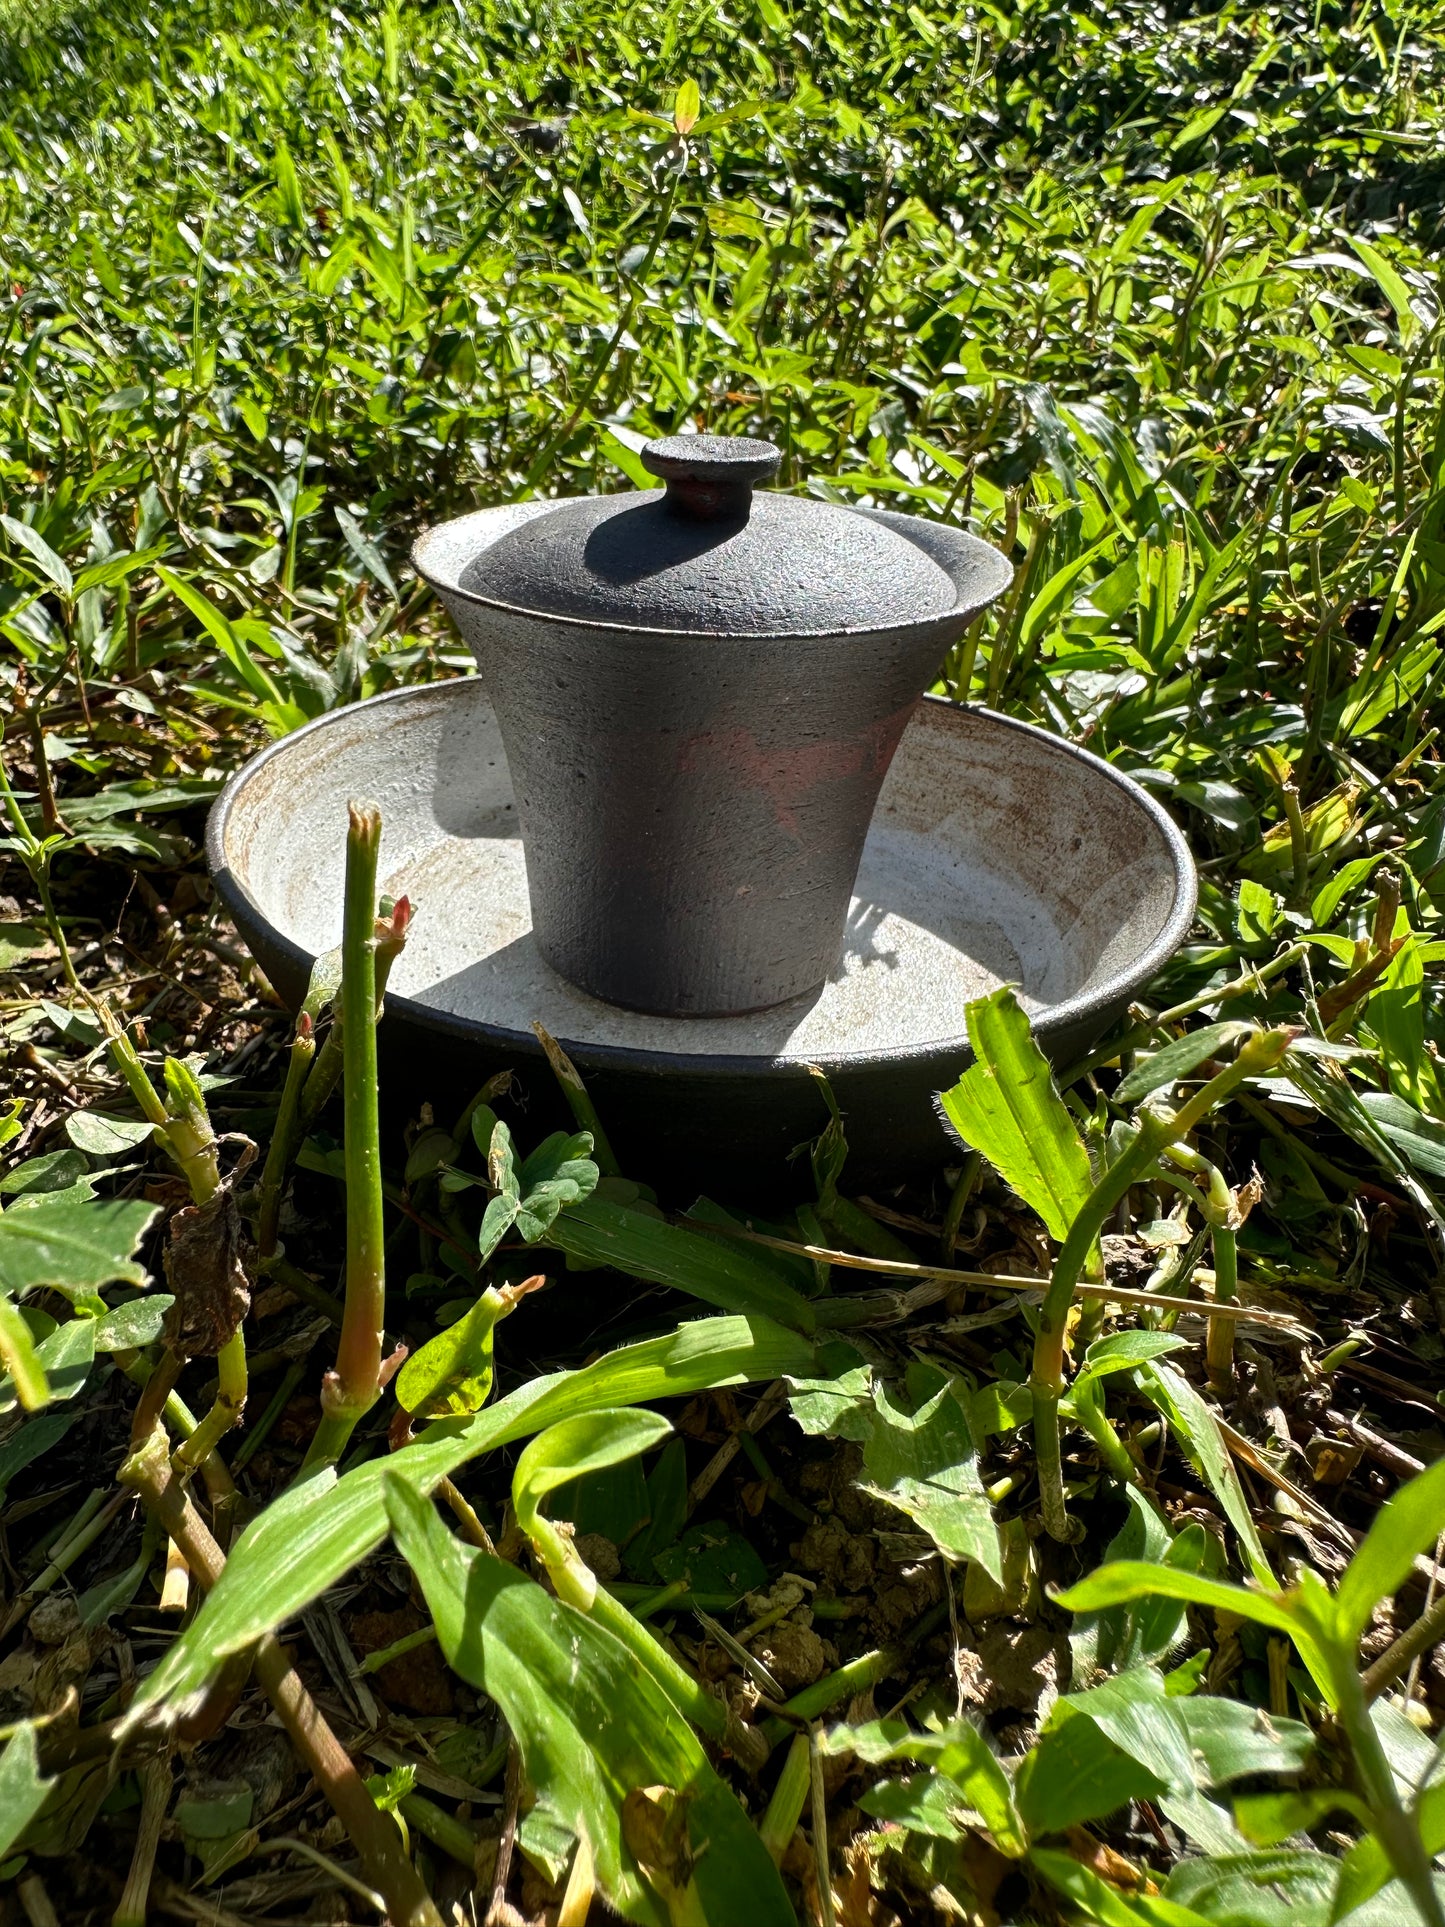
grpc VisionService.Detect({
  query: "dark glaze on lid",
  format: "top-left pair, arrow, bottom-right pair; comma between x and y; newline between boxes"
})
461,434 -> 959,635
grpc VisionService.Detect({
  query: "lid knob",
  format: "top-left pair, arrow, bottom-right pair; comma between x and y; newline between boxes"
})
640,434 -> 781,522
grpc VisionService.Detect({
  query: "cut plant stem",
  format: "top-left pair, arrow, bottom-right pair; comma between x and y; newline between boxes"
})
1031,1028 -> 1292,1543
759,1733 -> 811,1865
306,802 -> 388,1473
1362,1588 -> 1445,1704
119,1423 -> 443,1927
110,1751 -> 170,1927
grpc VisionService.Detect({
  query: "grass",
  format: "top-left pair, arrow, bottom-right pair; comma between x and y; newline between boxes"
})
1,0 -> 1444,1921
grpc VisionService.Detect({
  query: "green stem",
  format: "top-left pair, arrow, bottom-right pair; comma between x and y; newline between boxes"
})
759,1734 -> 811,1865
1208,1225 -> 1239,1395
1334,1656 -> 1445,1927
1031,1029 -> 1291,1541
173,1331 -> 247,1476
258,1017 -> 316,1260
760,1602 -> 949,1746
306,802 -> 386,1472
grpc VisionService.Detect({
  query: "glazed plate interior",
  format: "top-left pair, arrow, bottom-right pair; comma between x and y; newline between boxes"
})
212,680 -> 1191,1066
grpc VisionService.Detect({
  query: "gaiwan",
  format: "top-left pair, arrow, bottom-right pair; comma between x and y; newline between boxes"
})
412,436 -> 1014,1018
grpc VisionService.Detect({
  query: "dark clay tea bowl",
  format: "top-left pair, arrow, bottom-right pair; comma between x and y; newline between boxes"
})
207,680 -> 1195,1194
412,437 -> 1015,1018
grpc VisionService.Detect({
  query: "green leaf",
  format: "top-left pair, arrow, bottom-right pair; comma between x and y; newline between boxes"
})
1015,1705 -> 1170,1834
394,1285 -> 509,1421
0,1315 -> 96,1413
1167,1849 -> 1340,1927
126,1315 -> 817,1716
385,1473 -> 796,1927
0,514 -> 72,596
334,507 -> 398,600
1137,1362 -> 1273,1585
1235,1787 -> 1368,1847
63,1113 -> 156,1159
1172,1696 -> 1314,1788
0,1725 -> 52,1861
1356,1092 -> 1445,1180
1074,1330 -> 1189,1389
1350,237 -> 1420,344
859,1362 -> 1002,1580
0,1189 -> 157,1298
0,1409 -> 78,1500
0,1151 -> 91,1197
1052,1665 -> 1196,1795
652,1521 -> 768,1600
935,987 -> 1093,1243
514,1409 -> 671,1606
823,1717 -> 1026,1856
1069,1486 -> 1182,1681
785,1354 -> 875,1441
1334,1456 -> 1445,1646
1114,1022 -> 1253,1103
89,1295 -> 173,1351
548,1196 -> 816,1330
1032,1846 -> 1217,1925
673,78 -> 701,134
1056,1564 -> 1299,1642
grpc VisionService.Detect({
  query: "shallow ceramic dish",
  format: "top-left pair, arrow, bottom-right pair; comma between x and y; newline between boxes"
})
207,681 -> 1194,1191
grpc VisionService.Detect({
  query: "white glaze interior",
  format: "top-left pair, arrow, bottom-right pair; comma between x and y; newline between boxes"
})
219,680 -> 1184,1063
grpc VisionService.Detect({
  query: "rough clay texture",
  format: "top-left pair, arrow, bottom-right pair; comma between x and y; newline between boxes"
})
427,499 -> 1012,1013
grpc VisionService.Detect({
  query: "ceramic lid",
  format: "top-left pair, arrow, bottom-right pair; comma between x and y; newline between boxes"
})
459,435 -> 960,635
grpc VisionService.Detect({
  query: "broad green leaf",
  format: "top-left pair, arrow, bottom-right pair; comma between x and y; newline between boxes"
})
1032,1847 -> 1217,1925
1350,237 -> 1420,343
0,1188 -> 158,1298
514,1409 -> 672,1606
1114,1022 -> 1252,1103
64,1112 -> 156,1158
859,1361 -> 1002,1580
857,1772 -> 972,1840
0,1151 -> 91,1197
127,1316 -> 817,1715
88,1295 -> 174,1351
673,78 -> 701,134
1073,1330 -> 1189,1389
1015,1705 -> 1170,1834
385,1474 -> 796,1927
0,1724 -> 52,1860
651,1520 -> 767,1600
1171,1694 -> 1314,1786
1167,1850 -> 1340,1927
785,1354 -> 874,1441
1334,1456 -> 1445,1646
548,1197 -> 816,1330
1235,1787 -> 1368,1847
935,987 -> 1093,1243
1051,1666 -> 1196,1794
1069,1485 -> 1179,1681
0,514 -> 72,595
1138,1362 -> 1273,1585
1357,1091 -> 1445,1180
1332,1770 -> 1445,1919
823,1717 -> 1025,1856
